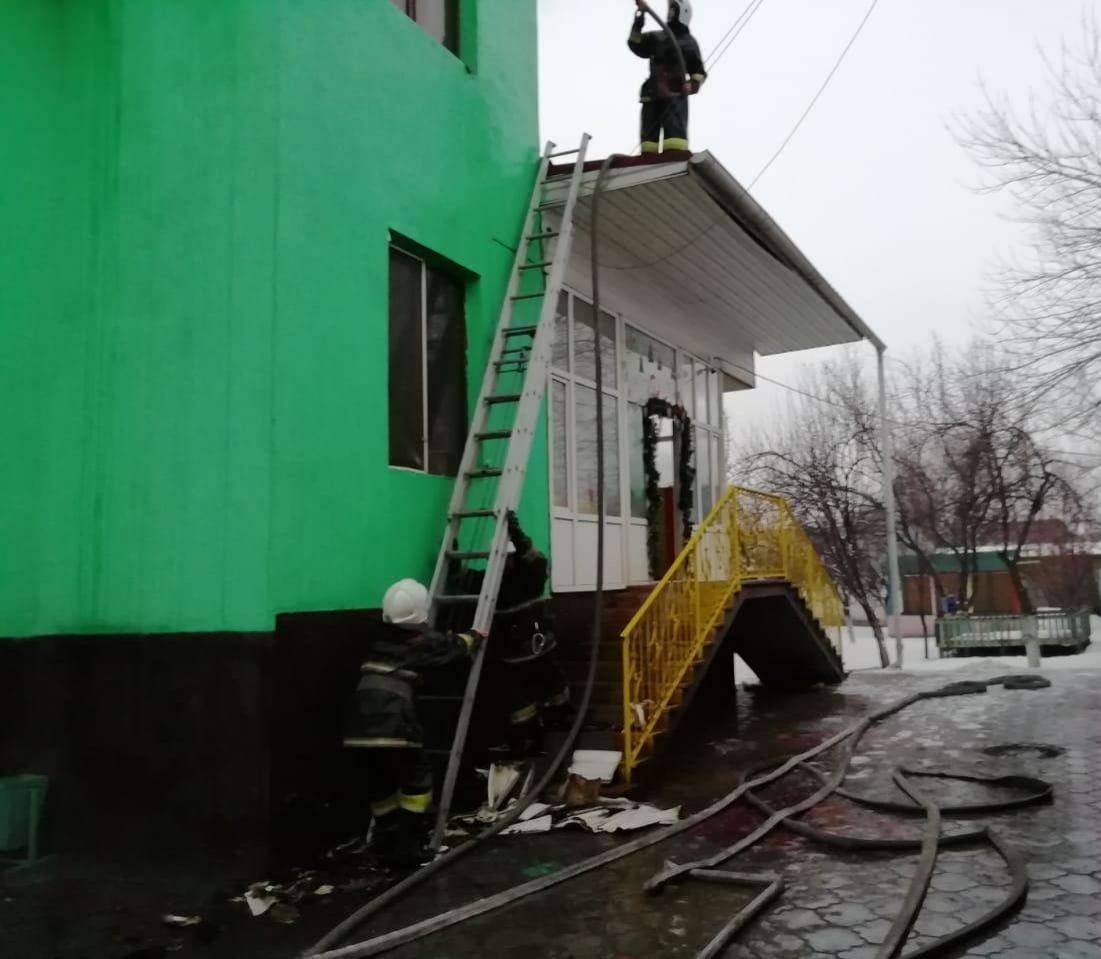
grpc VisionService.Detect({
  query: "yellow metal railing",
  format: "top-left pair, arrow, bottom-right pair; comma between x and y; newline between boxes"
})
619,486 -> 843,781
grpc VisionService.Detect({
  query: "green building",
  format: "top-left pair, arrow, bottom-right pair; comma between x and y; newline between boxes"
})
1,0 -> 542,835
2,1 -> 881,839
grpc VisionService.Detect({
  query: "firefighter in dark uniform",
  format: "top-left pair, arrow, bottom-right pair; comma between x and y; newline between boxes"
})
495,512 -> 572,756
343,578 -> 481,867
447,512 -> 571,757
628,0 -> 707,155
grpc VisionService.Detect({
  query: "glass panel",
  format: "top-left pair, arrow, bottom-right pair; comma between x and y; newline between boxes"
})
553,380 -> 569,509
697,428 -> 712,517
575,385 -> 598,515
712,432 -> 724,495
573,297 -> 617,388
656,439 -> 674,489
552,291 -> 569,372
603,393 -> 621,516
695,360 -> 710,427
388,248 -> 425,470
711,370 -> 723,430
629,404 -> 646,519
625,325 -> 676,404
424,264 -> 466,476
574,386 -> 620,515
677,354 -> 695,419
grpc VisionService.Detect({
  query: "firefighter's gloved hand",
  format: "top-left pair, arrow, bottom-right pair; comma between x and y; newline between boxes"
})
458,630 -> 485,655
506,511 -> 533,556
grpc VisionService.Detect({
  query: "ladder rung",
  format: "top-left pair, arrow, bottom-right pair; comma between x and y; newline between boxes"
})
537,201 -> 564,210
476,430 -> 513,441
499,348 -> 529,357
435,594 -> 481,605
452,509 -> 497,520
484,394 -> 522,405
466,468 -> 503,479
494,359 -> 527,371
526,231 -> 559,241
519,261 -> 552,271
503,326 -> 537,337
511,292 -> 545,301
447,550 -> 491,561
548,147 -> 579,158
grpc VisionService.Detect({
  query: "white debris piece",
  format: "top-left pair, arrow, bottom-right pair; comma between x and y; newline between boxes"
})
599,804 -> 681,833
568,749 -> 622,784
501,815 -> 554,835
519,802 -> 552,821
245,889 -> 275,917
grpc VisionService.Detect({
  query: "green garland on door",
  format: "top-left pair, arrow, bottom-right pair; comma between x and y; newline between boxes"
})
642,397 -> 696,580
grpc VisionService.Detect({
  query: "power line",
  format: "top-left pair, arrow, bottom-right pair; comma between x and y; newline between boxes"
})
720,354 -> 1101,464
748,0 -> 882,189
706,0 -> 769,69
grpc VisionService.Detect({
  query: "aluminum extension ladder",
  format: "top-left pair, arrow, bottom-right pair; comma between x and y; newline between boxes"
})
427,135 -> 591,850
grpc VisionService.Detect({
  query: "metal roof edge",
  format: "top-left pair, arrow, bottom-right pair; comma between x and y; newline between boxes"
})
687,152 -> 885,352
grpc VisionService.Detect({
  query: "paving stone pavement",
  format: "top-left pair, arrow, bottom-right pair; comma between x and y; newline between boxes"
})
379,662 -> 1101,958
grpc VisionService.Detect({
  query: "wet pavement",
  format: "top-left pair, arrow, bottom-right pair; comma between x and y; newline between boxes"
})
5,663 -> 1100,958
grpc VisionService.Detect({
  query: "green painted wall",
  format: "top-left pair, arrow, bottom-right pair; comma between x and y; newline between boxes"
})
0,0 -> 546,637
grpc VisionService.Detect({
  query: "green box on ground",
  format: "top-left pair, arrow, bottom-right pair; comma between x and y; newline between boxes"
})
0,775 -> 47,852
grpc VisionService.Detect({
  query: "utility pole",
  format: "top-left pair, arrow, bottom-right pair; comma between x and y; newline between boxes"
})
877,347 -> 903,668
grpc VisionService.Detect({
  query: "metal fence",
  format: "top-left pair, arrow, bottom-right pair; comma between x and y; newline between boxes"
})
936,608 -> 1092,651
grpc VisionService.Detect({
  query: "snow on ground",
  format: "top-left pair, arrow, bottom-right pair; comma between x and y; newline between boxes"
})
840,615 -> 1101,674
733,616 -> 1101,685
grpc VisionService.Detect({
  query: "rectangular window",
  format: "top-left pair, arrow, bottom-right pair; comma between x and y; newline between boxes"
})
388,0 -> 460,54
697,428 -> 712,517
388,246 -> 467,475
625,325 -> 676,405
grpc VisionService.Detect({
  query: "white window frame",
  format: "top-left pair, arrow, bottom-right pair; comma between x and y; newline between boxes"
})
548,292 -> 728,590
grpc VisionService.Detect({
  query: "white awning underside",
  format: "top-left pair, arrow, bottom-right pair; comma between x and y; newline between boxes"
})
544,152 -> 880,365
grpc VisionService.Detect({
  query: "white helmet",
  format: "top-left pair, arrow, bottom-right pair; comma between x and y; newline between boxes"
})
382,578 -> 429,626
669,0 -> 692,26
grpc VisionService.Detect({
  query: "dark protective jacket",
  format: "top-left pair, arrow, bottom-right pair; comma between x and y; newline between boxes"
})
628,16 -> 707,102
343,622 -> 477,749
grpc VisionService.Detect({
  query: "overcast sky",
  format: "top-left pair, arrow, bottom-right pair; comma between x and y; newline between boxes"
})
538,0 -> 1090,434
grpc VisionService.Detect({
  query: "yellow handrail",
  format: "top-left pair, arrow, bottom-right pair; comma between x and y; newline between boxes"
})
620,485 -> 843,782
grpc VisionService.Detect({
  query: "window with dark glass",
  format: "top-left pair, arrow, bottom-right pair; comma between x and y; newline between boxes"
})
388,246 -> 467,475
388,0 -> 460,54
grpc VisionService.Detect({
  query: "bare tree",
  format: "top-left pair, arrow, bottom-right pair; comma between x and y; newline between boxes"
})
735,355 -> 890,667
893,340 -> 1083,613
956,16 -> 1101,432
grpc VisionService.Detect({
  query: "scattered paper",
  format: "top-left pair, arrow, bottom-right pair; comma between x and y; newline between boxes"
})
519,802 -> 552,821
600,805 -> 681,833
501,815 -> 554,835
162,915 -> 202,927
313,884 -> 334,897
568,750 -> 623,784
245,889 -> 275,917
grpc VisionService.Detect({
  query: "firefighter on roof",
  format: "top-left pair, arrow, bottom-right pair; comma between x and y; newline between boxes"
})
628,0 -> 707,155
343,578 -> 481,868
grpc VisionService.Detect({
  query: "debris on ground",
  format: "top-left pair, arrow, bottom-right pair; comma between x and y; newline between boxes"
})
568,749 -> 622,783
268,901 -> 300,925
160,914 -> 202,928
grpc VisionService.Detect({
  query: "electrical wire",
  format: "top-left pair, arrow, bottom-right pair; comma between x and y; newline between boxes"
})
748,0 -> 882,189
705,0 -> 768,69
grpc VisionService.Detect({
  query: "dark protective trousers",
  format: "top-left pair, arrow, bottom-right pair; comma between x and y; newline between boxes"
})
640,96 -> 689,153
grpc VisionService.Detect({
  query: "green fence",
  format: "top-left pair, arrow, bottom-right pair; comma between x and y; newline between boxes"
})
936,609 -> 1092,653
